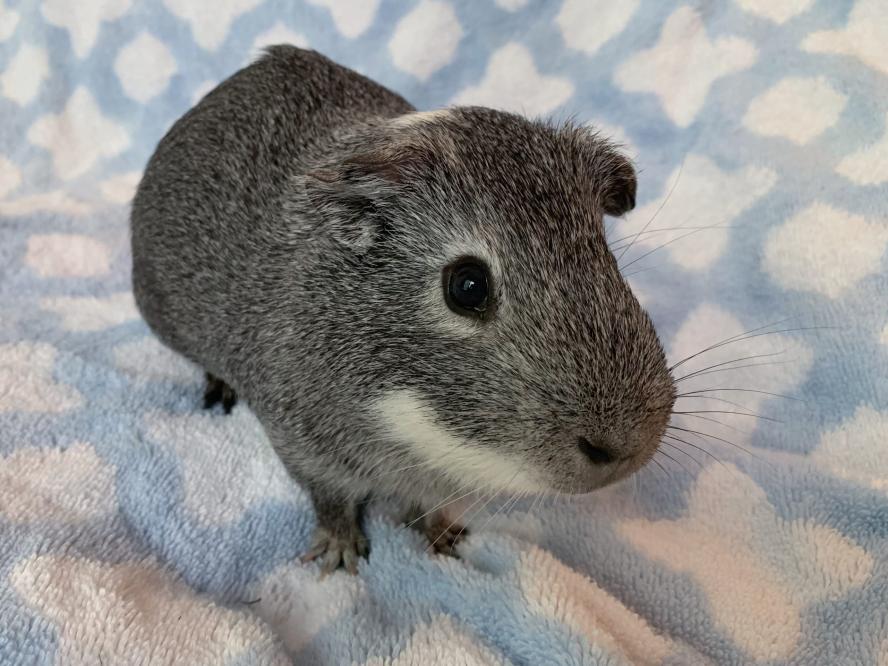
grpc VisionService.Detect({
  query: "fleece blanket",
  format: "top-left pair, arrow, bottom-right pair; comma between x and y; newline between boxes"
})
1,1 -> 887,664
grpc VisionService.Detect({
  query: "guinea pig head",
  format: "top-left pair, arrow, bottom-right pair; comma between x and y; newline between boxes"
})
303,108 -> 676,497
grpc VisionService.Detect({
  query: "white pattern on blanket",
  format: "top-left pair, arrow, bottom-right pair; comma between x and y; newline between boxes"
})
1,1 -> 887,664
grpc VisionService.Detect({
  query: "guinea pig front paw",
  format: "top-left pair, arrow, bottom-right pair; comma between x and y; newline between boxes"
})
301,524 -> 369,576
202,372 -> 237,414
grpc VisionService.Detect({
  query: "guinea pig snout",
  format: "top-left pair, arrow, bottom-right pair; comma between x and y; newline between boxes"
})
576,435 -> 620,465
570,415 -> 670,489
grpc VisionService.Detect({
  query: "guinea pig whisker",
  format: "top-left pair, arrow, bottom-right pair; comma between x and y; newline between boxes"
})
675,360 -> 795,382
452,487 -> 505,547
661,434 -> 727,470
668,316 -> 800,372
651,453 -> 680,484
719,323 -> 837,344
672,412 -> 750,434
672,409 -> 782,424
608,224 -> 731,249
618,221 -> 727,273
471,490 -> 522,540
528,486 -> 548,518
501,489 -> 525,515
616,157 -> 685,263
621,265 -> 661,279
428,486 -> 500,554
647,456 -> 671,483
673,351 -> 787,383
659,440 -> 704,469
677,387 -> 804,403
666,425 -> 767,465
655,447 -> 695,477
682,325 -> 834,366
404,483 -> 477,530
673,394 -> 757,413
669,324 -> 834,373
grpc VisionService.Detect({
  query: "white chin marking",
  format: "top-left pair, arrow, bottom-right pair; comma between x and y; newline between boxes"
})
373,389 -> 545,494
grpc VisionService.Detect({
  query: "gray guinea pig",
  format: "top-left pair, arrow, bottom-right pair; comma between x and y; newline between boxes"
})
131,46 -> 676,574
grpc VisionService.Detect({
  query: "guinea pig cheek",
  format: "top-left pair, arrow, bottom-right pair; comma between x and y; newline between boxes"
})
371,388 -> 546,494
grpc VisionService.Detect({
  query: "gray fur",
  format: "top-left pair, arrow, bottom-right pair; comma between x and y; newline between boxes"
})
131,47 -> 675,569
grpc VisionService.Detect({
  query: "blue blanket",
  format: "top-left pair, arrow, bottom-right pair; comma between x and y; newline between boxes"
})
1,1 -> 886,664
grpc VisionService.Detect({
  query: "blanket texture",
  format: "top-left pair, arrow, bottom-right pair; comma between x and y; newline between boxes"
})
1,1 -> 887,664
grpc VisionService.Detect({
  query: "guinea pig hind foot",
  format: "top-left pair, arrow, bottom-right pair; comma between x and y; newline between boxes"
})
301,497 -> 369,576
202,372 -> 237,414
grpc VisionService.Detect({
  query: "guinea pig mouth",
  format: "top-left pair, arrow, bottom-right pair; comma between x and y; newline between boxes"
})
598,457 -> 642,487
543,458 -> 634,496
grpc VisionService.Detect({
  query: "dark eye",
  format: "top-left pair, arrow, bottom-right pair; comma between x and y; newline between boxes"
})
443,260 -> 489,316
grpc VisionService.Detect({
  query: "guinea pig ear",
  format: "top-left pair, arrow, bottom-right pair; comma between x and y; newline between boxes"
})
304,149 -> 420,252
599,151 -> 637,217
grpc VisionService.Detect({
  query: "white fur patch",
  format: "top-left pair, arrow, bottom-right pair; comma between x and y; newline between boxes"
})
373,389 -> 545,494
390,109 -> 453,128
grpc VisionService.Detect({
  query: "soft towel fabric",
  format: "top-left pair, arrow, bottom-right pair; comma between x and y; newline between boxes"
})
1,1 -> 887,664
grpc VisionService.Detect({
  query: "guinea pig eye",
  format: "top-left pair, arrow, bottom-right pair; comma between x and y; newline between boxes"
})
443,260 -> 489,316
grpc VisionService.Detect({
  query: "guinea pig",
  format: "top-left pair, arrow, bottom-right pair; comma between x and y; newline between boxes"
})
131,46 -> 676,574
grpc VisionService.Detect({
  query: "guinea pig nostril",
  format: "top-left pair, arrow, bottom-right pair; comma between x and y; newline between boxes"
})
577,437 -> 616,465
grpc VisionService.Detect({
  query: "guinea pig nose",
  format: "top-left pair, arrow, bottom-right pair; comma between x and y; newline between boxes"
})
577,436 -> 617,465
